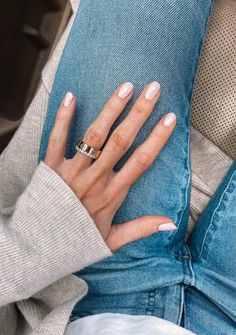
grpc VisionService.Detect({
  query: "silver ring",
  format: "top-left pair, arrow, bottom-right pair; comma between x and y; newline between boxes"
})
75,140 -> 102,160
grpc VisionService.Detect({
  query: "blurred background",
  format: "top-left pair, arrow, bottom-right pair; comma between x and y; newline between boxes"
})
0,0 -> 72,153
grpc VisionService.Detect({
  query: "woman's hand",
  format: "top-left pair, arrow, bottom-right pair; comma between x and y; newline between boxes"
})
44,81 -> 177,252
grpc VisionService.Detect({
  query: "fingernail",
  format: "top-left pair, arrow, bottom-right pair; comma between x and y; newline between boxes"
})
158,223 -> 177,231
118,82 -> 134,99
163,112 -> 176,127
64,92 -> 74,107
144,81 -> 160,100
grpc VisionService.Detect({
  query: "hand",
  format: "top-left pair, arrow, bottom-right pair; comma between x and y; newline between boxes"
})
44,81 -> 177,252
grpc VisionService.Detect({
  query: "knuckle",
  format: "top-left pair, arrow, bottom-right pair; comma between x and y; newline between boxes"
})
85,126 -> 104,146
135,151 -> 153,169
103,191 -> 114,207
133,103 -> 145,115
111,128 -> 131,149
133,101 -> 150,115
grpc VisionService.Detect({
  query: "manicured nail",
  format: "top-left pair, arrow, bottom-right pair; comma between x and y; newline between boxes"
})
144,81 -> 160,100
64,92 -> 74,107
163,112 -> 176,127
118,82 -> 134,99
158,223 -> 177,231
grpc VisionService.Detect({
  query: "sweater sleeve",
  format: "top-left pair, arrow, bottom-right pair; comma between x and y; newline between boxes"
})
0,0 -> 112,307
0,160 -> 112,307
0,77 -> 112,307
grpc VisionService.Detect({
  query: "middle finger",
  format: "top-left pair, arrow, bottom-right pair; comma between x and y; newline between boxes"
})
94,81 -> 161,172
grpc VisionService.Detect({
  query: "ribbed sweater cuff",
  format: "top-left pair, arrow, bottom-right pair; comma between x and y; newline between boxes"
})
30,160 -> 113,264
3,161 -> 112,301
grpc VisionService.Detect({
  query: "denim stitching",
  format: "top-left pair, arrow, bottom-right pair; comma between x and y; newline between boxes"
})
168,0 -> 214,257
177,285 -> 185,326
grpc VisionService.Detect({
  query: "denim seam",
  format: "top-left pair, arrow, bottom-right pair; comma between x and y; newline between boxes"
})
167,158 -> 191,257
177,285 -> 185,326
193,168 -> 236,261
182,293 -> 187,329
184,244 -> 195,287
145,290 -> 156,315
178,244 -> 195,287
167,0 -> 214,258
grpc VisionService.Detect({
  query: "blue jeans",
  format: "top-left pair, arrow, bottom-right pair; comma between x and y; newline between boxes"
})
38,1 -> 236,334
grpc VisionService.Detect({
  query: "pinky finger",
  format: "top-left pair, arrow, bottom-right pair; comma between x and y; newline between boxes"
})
45,92 -> 76,164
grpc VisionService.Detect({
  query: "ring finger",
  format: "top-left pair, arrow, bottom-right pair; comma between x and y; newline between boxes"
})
72,82 -> 134,169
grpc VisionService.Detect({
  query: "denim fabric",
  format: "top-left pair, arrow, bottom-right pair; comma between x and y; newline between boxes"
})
187,161 -> 236,331
38,1 -> 236,334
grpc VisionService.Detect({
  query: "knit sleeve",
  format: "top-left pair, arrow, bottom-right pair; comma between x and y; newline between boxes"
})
0,160 -> 112,306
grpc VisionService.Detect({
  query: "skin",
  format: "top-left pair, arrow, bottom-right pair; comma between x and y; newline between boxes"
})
44,82 -> 177,252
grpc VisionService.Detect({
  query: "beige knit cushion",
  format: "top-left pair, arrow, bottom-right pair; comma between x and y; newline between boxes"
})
191,0 -> 236,159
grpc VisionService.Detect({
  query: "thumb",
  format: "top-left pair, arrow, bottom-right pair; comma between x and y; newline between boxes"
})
106,215 -> 177,252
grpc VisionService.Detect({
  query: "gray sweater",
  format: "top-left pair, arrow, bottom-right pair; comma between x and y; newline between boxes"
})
0,0 -> 232,334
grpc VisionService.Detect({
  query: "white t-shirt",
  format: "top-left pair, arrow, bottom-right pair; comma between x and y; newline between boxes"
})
64,313 -> 195,335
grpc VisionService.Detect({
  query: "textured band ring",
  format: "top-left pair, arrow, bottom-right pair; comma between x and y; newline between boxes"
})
75,140 -> 102,160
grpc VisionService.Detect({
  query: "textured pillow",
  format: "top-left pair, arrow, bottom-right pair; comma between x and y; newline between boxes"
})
191,0 -> 236,159
38,0 -> 213,297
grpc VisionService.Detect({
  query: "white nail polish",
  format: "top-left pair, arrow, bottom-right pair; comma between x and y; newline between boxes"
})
118,82 -> 134,99
159,223 -> 177,231
144,81 -> 160,100
163,112 -> 176,127
64,92 -> 74,107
